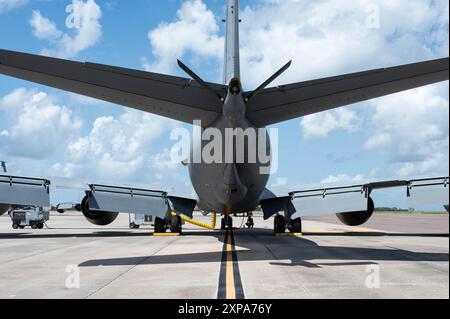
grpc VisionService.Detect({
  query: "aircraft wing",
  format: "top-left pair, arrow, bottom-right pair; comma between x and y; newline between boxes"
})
0,49 -> 227,126
246,58 -> 449,127
0,174 -> 197,219
260,177 -> 449,220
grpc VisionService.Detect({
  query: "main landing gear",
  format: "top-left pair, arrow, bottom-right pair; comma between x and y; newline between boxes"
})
221,215 -> 233,230
154,215 -> 182,234
170,215 -> 182,233
274,215 -> 302,235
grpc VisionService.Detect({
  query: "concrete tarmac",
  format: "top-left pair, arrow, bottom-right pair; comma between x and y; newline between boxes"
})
0,212 -> 448,299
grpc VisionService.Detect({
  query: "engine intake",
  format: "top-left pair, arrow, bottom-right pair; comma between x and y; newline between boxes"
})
81,195 -> 119,226
336,197 -> 375,226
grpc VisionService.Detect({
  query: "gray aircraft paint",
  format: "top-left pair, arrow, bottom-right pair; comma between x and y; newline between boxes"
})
0,162 -> 9,216
223,0 -> 241,85
189,0 -> 271,214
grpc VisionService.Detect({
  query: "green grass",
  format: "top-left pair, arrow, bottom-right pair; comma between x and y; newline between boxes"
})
375,210 -> 448,215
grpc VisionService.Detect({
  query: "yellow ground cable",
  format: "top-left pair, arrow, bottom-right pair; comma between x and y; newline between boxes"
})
171,212 -> 217,230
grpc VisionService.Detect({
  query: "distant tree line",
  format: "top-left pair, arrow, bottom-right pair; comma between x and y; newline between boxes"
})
374,207 -> 409,212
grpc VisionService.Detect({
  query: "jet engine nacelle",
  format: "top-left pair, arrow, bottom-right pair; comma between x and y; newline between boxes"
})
81,195 -> 119,226
0,204 -> 10,216
336,197 -> 375,226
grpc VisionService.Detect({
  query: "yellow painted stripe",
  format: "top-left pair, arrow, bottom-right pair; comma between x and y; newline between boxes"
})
225,231 -> 236,299
153,233 -> 181,236
275,232 -> 302,237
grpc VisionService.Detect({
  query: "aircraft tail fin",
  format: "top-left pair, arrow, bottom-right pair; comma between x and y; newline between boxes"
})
223,0 -> 241,84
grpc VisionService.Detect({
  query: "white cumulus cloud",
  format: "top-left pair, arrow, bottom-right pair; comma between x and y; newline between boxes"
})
300,108 -> 360,139
29,0 -> 102,59
0,0 -> 27,13
271,177 -> 288,187
0,88 -> 83,159
320,173 -> 366,186
364,133 -> 392,151
30,10 -> 62,41
365,83 -> 449,177
238,0 -> 449,87
143,0 -> 448,151
142,0 -> 223,74
62,110 -> 180,180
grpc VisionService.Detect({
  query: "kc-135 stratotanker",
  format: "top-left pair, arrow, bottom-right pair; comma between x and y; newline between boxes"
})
0,0 -> 449,234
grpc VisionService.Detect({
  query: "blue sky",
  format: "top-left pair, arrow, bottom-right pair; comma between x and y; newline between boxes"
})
0,0 -> 449,209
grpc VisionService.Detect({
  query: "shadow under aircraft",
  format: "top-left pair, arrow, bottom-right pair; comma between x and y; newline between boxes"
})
70,228 -> 449,269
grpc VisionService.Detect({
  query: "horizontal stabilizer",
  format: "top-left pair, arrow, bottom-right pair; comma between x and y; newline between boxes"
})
0,49 -> 227,127
246,57 -> 449,127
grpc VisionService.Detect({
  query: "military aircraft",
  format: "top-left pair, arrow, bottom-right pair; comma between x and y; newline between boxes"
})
0,0 -> 449,234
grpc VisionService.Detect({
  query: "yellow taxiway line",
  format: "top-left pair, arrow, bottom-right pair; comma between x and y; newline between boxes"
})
225,231 -> 236,299
275,232 -> 302,237
152,233 -> 181,236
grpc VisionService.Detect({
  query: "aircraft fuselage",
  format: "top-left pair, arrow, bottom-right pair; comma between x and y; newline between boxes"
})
189,86 -> 271,214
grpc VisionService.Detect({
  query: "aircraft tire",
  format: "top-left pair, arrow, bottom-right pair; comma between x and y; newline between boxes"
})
290,218 -> 302,233
274,215 -> 286,234
170,215 -> 182,233
154,217 -> 166,233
